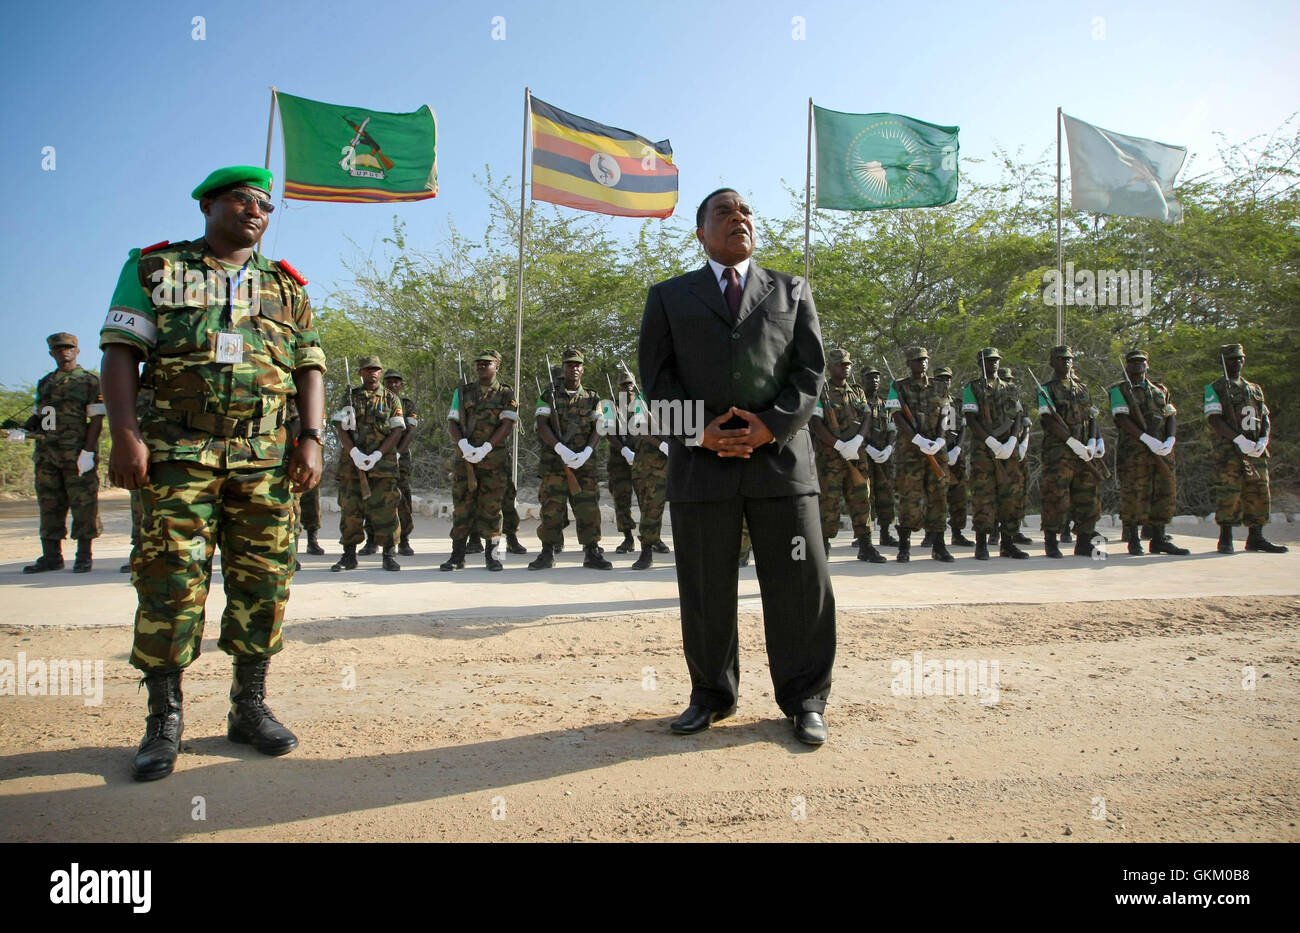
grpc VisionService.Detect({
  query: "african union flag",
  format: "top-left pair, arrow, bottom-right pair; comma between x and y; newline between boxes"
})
529,96 -> 677,218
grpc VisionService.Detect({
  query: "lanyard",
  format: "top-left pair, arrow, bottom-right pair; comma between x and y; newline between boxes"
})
222,262 -> 251,328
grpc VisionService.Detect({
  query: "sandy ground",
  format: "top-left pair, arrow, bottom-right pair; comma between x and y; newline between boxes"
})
1,490 -> 1297,842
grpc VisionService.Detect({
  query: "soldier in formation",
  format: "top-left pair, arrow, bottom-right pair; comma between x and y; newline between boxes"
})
932,366 -> 973,548
385,370 -> 419,556
605,371 -> 640,555
1035,346 -> 1105,558
962,348 -> 1030,560
885,347 -> 954,562
860,366 -> 898,548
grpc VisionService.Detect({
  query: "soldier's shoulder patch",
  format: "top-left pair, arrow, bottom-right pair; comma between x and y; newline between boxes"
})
139,240 -> 170,256
277,259 -> 308,286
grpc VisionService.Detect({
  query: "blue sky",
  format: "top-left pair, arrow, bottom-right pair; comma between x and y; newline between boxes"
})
2,0 -> 1297,386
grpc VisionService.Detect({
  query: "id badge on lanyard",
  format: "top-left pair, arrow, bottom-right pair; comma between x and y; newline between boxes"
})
215,264 -> 250,365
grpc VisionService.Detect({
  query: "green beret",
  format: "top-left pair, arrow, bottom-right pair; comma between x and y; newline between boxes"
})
1050,345 -> 1073,360
1125,349 -> 1149,362
192,165 -> 274,200
1220,343 -> 1244,359
357,356 -> 383,371
476,349 -> 502,363
828,348 -> 851,364
978,346 -> 1001,361
384,371 -> 405,381
46,332 -> 77,349
561,349 -> 584,364
934,366 -> 953,378
905,346 -> 928,361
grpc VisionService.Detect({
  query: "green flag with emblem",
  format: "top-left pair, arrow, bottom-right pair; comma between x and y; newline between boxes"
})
814,106 -> 959,210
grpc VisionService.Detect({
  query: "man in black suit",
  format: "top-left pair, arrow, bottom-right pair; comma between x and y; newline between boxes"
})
639,188 -> 836,746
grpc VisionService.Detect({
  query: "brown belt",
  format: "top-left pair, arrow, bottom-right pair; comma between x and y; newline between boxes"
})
159,407 -> 285,438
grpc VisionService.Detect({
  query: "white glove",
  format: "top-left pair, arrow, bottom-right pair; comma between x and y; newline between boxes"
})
912,434 -> 933,452
658,441 -> 669,457
877,443 -> 894,462
6,429 -> 25,442
76,449 -> 95,475
621,446 -> 635,466
477,442 -> 493,459
1066,437 -> 1090,460
928,437 -> 946,456
1000,438 -> 1018,459
458,438 -> 475,460
570,446 -> 594,470
1086,438 -> 1098,458
554,442 -> 576,464
1233,434 -> 1254,455
332,406 -> 356,432
1016,437 -> 1029,461
1253,435 -> 1269,457
1139,433 -> 1163,455
865,444 -> 882,462
1158,436 -> 1176,457
842,435 -> 864,459
984,435 -> 1002,455
834,438 -> 860,461
1094,436 -> 1106,458
363,451 -> 383,471
947,446 -> 961,466
350,447 -> 370,470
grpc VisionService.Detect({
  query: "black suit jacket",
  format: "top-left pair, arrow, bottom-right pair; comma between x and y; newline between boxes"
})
639,262 -> 825,502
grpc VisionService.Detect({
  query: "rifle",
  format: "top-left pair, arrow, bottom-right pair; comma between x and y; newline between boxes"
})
619,359 -> 662,440
1118,365 -> 1174,479
343,358 -> 370,499
819,383 -> 868,487
884,359 -> 947,480
543,354 -> 581,494
1218,353 -> 1259,480
457,352 -> 477,493
1029,368 -> 1110,482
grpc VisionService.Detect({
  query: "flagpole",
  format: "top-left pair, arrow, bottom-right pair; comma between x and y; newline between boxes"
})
512,87 -> 530,488
1056,106 -> 1064,345
803,98 -> 813,282
258,87 -> 278,253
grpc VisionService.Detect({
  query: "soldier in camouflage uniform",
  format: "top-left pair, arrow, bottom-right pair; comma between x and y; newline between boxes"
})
885,347 -> 954,562
1036,346 -> 1105,558
609,369 -> 672,569
962,348 -> 1030,560
1205,343 -> 1287,554
331,357 -> 405,571
440,349 -> 518,572
384,371 -> 418,556
101,165 -> 325,780
529,349 -> 611,570
811,348 -> 886,563
1109,349 -> 1188,556
932,367 -> 973,548
606,371 -> 640,555
998,366 -> 1034,548
859,367 -> 898,547
5,334 -> 105,573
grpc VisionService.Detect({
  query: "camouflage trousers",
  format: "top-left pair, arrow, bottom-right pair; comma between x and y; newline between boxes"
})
130,460 -> 293,673
337,472 -> 399,547
631,446 -> 668,546
129,488 -> 143,546
451,458 -> 509,540
537,461 -> 602,547
969,447 -> 1026,534
608,455 -> 636,533
1040,446 -> 1101,535
895,450 -> 949,533
816,452 -> 873,540
869,457 -> 895,527
34,459 -> 101,541
297,484 -> 321,532
1214,452 -> 1270,527
947,453 -> 968,527
1117,448 -> 1176,526
503,474 -> 520,534
396,454 -> 414,540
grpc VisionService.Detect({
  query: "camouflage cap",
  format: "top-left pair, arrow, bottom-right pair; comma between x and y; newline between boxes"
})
191,165 -> 273,200
561,349 -> 585,364
905,346 -> 929,361
618,369 -> 635,385
1125,349 -> 1149,362
384,371 -> 404,381
977,346 -> 1002,361
1050,345 -> 1074,360
934,366 -> 953,378
46,332 -> 77,349
476,349 -> 502,363
1220,343 -> 1245,359
828,348 -> 851,364
999,366 -> 1014,380
862,366 -> 881,376
357,355 -> 383,371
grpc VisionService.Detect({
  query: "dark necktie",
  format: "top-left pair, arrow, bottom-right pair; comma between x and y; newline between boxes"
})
722,267 -> 742,320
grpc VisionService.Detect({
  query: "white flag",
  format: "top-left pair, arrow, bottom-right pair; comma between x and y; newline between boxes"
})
1062,113 -> 1187,223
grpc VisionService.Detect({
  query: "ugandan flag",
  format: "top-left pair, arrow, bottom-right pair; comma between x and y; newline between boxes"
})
529,96 -> 677,218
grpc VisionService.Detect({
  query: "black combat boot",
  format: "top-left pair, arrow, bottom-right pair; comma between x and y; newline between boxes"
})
738,546 -> 750,567
1245,526 -> 1288,553
330,544 -> 358,572
879,525 -> 899,547
583,543 -> 613,570
484,539 -> 503,571
857,540 -> 887,564
120,563 -> 131,573
398,536 -> 415,557
931,536 -> 955,562
440,539 -> 467,571
72,539 -> 92,573
131,670 -> 183,781
528,545 -> 554,570
505,533 -> 528,554
1012,530 -> 1032,545
358,531 -> 377,556
1217,524 -> 1235,554
1141,525 -> 1153,540
1044,531 -> 1063,559
382,545 -> 401,571
632,544 -> 654,570
1124,524 -> 1143,555
999,529 -> 1030,559
988,528 -> 1000,547
305,529 -> 325,555
974,532 -> 989,561
614,531 -> 636,554
824,538 -> 831,554
1149,526 -> 1190,556
652,540 -> 670,554
950,523 -> 974,547
919,531 -> 936,547
465,535 -> 484,554
1074,533 -> 1098,557
896,529 -> 911,563
227,658 -> 298,756
1060,527 -> 1074,544
554,534 -> 565,553
23,538 -> 63,574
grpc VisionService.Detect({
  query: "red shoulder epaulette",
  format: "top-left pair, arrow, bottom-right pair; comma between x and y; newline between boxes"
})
277,259 -> 308,286
140,240 -> 170,255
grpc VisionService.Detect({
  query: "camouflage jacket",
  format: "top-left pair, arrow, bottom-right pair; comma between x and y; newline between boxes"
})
1205,377 -> 1269,459
338,384 -> 405,478
30,366 -> 104,467
812,381 -> 868,446
962,376 -> 1023,440
1038,375 -> 1098,449
885,375 -> 950,439
448,379 -> 517,467
865,395 -> 896,450
535,384 -> 601,465
1109,379 -> 1176,454
100,239 -> 326,469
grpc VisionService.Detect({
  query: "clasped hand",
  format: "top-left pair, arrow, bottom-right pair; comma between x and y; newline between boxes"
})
699,408 -> 774,459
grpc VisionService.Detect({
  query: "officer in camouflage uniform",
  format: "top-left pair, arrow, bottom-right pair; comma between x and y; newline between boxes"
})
101,165 -> 326,780
384,371 -> 418,556
885,347 -> 955,562
1205,343 -> 1287,554
859,367 -> 898,548
529,349 -> 611,570
611,369 -> 672,570
440,349 -> 518,572
998,366 -> 1034,548
4,334 -> 105,573
1037,346 -> 1105,558
962,348 -> 1030,560
933,367 -> 973,548
811,348 -> 886,563
606,371 -> 640,555
1109,349 -> 1188,556
331,357 -> 405,571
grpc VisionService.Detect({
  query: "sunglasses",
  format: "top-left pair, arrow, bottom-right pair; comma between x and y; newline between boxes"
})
224,189 -> 276,215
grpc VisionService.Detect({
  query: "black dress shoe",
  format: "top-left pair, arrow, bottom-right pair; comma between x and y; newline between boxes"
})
792,711 -> 827,745
669,704 -> 735,735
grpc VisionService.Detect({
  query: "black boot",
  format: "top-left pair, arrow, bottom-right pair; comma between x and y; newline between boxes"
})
737,547 -> 750,567
632,546 -> 654,570
398,536 -> 415,557
1217,524 -> 1234,554
950,524 -> 974,547
358,531 -> 377,556
305,529 -> 325,555
382,545 -> 401,571
131,670 -> 183,781
896,529 -> 911,563
72,539 -> 92,573
988,528 -> 1000,547
974,532 -> 989,561
330,544 -> 358,572
614,531 -> 636,554
120,563 -> 131,573
465,535 -> 484,554
824,538 -> 831,554
857,540 -> 887,564
1060,527 -> 1074,544
1245,526 -> 1288,553
1044,531 -> 1063,559
583,543 -> 613,570
1141,525 -> 1153,540
1012,530 -> 1032,545
919,531 -> 936,547
484,539 -> 503,571
554,535 -> 565,553
505,533 -> 528,554
1149,525 -> 1190,556
931,537 -> 955,562
999,530 -> 1030,559
879,525 -> 899,547
23,538 -> 63,574
1074,532 -> 1099,557
652,540 -> 670,554
227,658 -> 298,756
440,539 -> 467,571
528,545 -> 554,570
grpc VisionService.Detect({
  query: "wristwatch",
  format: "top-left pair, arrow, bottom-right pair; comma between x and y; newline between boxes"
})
298,427 -> 323,445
